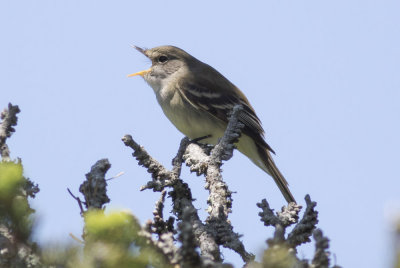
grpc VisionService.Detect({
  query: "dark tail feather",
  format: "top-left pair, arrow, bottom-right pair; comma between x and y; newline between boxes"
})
257,146 -> 296,203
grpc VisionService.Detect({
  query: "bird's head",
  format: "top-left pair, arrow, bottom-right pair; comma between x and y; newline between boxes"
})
128,45 -> 198,91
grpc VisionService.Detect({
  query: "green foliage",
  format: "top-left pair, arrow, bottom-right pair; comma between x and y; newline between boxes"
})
0,162 -> 34,240
85,210 -> 141,246
0,162 -> 23,198
42,211 -> 171,268
261,246 -> 297,268
71,211 -> 169,268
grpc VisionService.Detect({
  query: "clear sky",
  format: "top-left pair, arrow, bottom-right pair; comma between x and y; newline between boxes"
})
1,1 -> 399,267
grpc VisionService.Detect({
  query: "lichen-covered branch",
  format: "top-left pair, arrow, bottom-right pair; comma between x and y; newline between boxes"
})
123,105 -> 255,264
257,195 -> 317,250
182,105 -> 254,263
312,229 -> 333,268
258,199 -> 303,230
122,134 -> 222,263
0,103 -> 20,161
122,135 -> 177,191
177,207 -> 202,268
0,225 -> 41,268
0,102 -> 341,267
277,202 -> 302,228
252,195 -> 340,268
142,190 -> 178,265
0,103 -> 41,267
79,159 -> 111,210
257,199 -> 282,227
122,103 -> 339,267
171,137 -> 191,177
287,195 -> 318,248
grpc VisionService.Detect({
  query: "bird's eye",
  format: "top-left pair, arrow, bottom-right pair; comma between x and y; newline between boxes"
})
158,56 -> 168,63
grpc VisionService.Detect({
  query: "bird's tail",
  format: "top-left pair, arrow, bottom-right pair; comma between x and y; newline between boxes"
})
256,145 -> 296,203
236,135 -> 296,203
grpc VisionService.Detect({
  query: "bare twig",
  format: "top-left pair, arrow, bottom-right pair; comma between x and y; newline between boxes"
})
69,233 -> 85,244
106,171 -> 125,181
67,188 -> 85,215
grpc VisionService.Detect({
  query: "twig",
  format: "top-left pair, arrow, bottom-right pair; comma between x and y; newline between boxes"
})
106,171 -> 125,181
67,188 -> 85,215
69,233 -> 85,244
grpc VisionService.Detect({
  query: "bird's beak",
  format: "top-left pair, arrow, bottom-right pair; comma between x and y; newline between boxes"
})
127,68 -> 151,77
127,45 -> 151,77
132,45 -> 147,56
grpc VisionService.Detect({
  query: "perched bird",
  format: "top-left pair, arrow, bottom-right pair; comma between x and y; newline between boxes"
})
128,45 -> 295,203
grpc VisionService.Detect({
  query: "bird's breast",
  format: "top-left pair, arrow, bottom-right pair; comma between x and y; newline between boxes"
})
156,85 -> 226,145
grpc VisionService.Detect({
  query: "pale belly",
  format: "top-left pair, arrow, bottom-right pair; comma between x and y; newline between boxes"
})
161,99 -> 267,172
159,96 -> 227,145
154,84 -> 267,173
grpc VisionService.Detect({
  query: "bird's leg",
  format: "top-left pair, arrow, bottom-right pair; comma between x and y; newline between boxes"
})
190,134 -> 212,143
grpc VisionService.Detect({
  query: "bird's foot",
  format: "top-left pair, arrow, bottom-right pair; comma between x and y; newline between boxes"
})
190,134 -> 212,143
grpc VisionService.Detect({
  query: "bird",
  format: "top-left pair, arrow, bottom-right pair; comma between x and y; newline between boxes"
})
128,45 -> 295,203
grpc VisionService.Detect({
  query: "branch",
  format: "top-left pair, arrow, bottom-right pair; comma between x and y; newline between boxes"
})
122,135 -> 222,263
257,199 -> 302,229
171,137 -> 191,177
79,159 -> 111,210
287,195 -> 318,248
0,103 -> 20,161
150,190 -> 173,236
0,103 -> 41,267
312,229 -> 342,268
0,225 -> 41,268
177,207 -> 202,268
210,104 -> 245,162
182,105 -> 254,263
258,195 -> 317,249
257,199 -> 281,227
141,192 -> 178,265
122,135 -> 176,191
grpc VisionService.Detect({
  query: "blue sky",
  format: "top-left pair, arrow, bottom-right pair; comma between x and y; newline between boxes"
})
1,1 -> 399,267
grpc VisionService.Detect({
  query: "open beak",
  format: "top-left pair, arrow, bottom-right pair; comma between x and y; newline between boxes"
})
132,45 -> 146,55
127,45 -> 151,77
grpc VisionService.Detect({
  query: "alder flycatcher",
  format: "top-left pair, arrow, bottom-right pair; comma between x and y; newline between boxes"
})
128,45 -> 295,203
